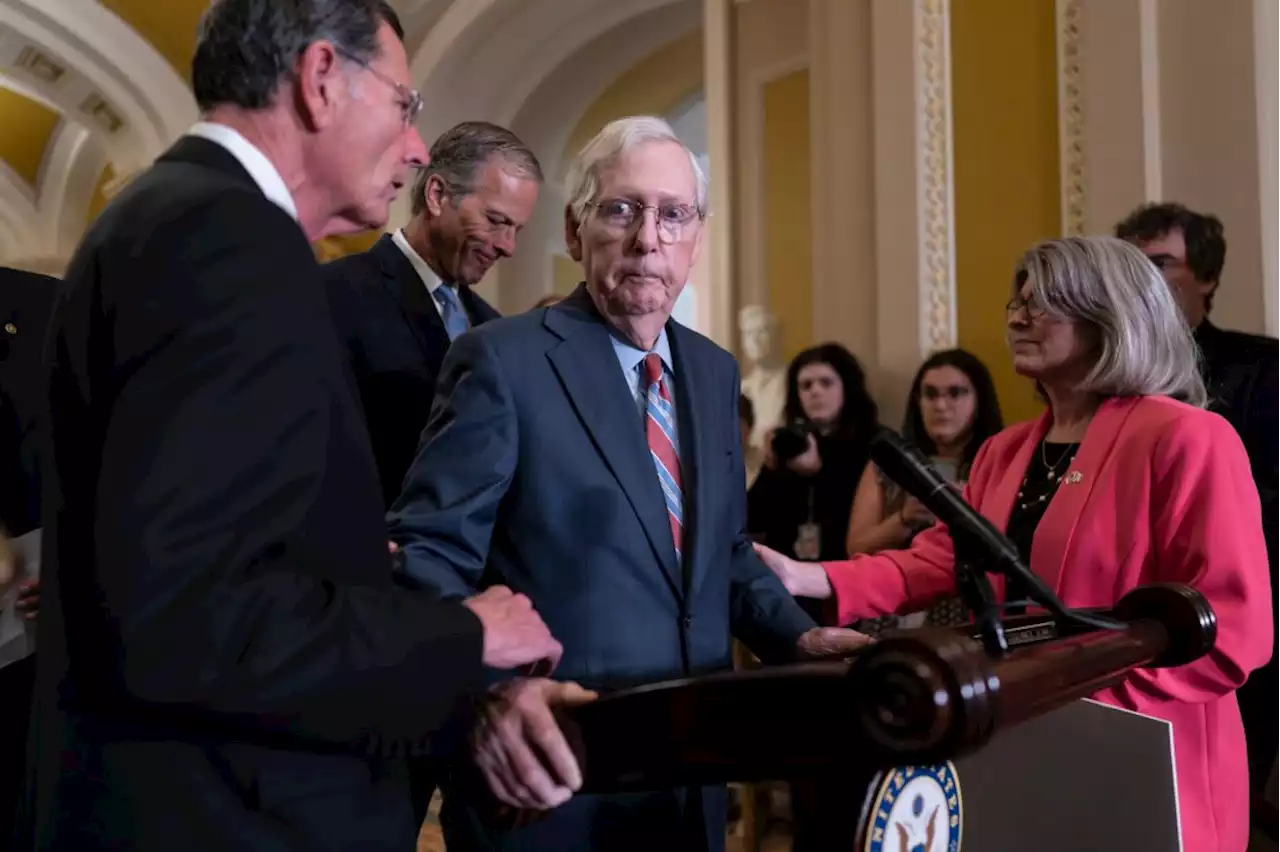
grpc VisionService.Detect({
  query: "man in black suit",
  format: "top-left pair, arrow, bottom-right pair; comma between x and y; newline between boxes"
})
0,266 -> 57,847
1117,202 -> 1279,803
388,116 -> 871,851
322,121 -> 541,507
17,3 -> 562,851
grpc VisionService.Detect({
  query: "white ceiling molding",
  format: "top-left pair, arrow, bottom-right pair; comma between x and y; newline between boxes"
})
387,0 -> 454,51
0,0 -> 196,169
33,119 -> 87,255
409,0 -> 694,133
0,119 -> 99,262
490,0 -> 692,126
494,0 -> 700,313
0,156 -> 38,259
511,0 -> 702,185
42,121 -> 105,258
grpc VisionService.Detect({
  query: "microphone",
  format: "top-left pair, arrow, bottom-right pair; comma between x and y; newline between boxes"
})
868,427 -> 1119,629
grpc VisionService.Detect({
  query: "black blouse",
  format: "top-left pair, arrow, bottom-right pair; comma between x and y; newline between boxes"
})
1002,439 -> 1079,609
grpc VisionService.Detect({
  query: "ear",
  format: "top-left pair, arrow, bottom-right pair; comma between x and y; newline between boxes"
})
687,219 -> 706,268
294,40 -> 345,131
563,204 -> 584,262
424,175 -> 449,218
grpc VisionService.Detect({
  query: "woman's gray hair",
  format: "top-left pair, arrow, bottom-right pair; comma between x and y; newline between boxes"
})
1015,235 -> 1207,407
564,116 -> 708,226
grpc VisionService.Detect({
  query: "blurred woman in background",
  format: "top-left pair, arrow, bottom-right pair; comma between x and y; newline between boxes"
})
747,343 -> 879,624
845,348 -> 1003,631
846,348 -> 1002,556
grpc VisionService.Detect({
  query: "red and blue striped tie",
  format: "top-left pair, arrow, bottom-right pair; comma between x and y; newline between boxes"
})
643,353 -> 683,560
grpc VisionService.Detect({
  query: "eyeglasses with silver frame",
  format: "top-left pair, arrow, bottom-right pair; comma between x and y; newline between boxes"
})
335,47 -> 424,128
585,198 -> 704,244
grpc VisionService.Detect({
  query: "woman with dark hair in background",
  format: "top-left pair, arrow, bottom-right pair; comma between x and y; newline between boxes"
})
847,349 -> 1003,556
747,343 -> 879,624
846,348 -> 1003,631
745,342 -> 879,852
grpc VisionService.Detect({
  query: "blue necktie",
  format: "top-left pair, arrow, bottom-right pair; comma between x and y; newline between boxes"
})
435,284 -> 469,341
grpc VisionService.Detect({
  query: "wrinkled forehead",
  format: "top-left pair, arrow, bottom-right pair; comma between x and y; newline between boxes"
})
596,140 -> 697,203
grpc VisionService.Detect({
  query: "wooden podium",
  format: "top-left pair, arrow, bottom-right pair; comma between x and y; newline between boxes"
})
484,582 -> 1208,851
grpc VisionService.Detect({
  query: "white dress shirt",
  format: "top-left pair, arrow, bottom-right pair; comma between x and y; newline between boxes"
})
186,121 -> 298,221
391,229 -> 469,328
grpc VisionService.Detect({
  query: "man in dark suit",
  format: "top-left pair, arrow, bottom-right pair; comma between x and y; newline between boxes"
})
1117,202 -> 1279,804
17,3 -> 561,851
322,121 -> 541,508
0,267 -> 57,846
388,116 -> 871,851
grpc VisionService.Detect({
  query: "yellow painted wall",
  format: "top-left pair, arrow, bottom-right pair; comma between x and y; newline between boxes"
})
761,69 -> 812,362
553,254 -> 581,295
0,91 -> 60,187
85,164 -> 116,226
952,0 -> 1061,424
101,0 -> 205,80
314,231 -> 381,262
562,33 -> 703,167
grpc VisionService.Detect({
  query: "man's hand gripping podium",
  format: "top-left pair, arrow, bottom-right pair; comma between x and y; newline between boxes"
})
467,624 -> 874,814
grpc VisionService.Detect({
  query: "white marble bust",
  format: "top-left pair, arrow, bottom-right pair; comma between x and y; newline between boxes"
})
738,305 -> 787,454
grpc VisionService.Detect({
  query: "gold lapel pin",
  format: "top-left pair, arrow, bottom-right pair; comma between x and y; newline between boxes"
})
1063,470 -> 1084,484
4,323 -> 16,335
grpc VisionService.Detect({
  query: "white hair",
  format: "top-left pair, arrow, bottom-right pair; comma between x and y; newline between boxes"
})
1015,235 -> 1207,407
563,116 -> 709,226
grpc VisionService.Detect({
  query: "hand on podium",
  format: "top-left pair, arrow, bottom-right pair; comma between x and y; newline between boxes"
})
796,626 -> 874,660
472,677 -> 598,810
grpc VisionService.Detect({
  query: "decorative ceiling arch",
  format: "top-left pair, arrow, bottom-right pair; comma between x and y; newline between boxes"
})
486,1 -> 701,313
0,155 -> 37,259
0,119 -> 107,262
409,0 -> 696,133
387,0 -> 454,50
0,0 -> 196,170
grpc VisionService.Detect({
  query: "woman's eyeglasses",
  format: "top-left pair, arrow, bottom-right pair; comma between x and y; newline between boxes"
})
921,386 -> 971,402
1005,295 -> 1046,320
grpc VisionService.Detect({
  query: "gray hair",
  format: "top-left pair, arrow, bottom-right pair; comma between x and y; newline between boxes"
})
192,0 -> 402,112
410,121 -> 543,216
1015,236 -> 1207,407
564,116 -> 708,226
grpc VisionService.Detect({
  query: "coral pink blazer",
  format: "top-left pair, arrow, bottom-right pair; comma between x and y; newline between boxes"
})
823,396 -> 1273,852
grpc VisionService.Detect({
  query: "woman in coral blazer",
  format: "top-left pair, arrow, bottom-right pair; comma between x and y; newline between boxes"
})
757,236 -> 1273,852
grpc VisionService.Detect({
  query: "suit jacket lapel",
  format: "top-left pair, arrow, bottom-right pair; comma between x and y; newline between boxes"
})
545,287 -> 683,598
669,323 -> 713,600
372,236 -> 450,367
1030,396 -> 1140,595
459,286 -> 500,325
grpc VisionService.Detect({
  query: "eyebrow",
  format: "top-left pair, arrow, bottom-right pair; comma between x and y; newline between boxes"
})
607,191 -> 695,205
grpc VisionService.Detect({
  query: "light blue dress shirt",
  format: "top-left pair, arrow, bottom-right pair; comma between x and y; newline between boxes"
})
609,327 -> 680,458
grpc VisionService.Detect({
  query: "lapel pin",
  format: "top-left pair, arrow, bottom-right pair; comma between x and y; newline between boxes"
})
3,323 -> 15,335
1063,470 -> 1084,484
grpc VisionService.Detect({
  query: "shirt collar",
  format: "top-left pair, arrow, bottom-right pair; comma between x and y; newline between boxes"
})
187,122 -> 298,221
391,228 -> 448,296
610,326 -> 674,377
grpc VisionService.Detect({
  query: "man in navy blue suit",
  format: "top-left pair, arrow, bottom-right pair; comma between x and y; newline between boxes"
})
388,115 -> 871,851
323,121 -> 541,508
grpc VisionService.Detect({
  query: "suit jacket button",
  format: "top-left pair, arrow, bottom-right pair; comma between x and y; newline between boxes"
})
682,615 -> 692,630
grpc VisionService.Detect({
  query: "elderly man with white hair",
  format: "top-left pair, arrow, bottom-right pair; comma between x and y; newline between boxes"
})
387,115 -> 871,850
